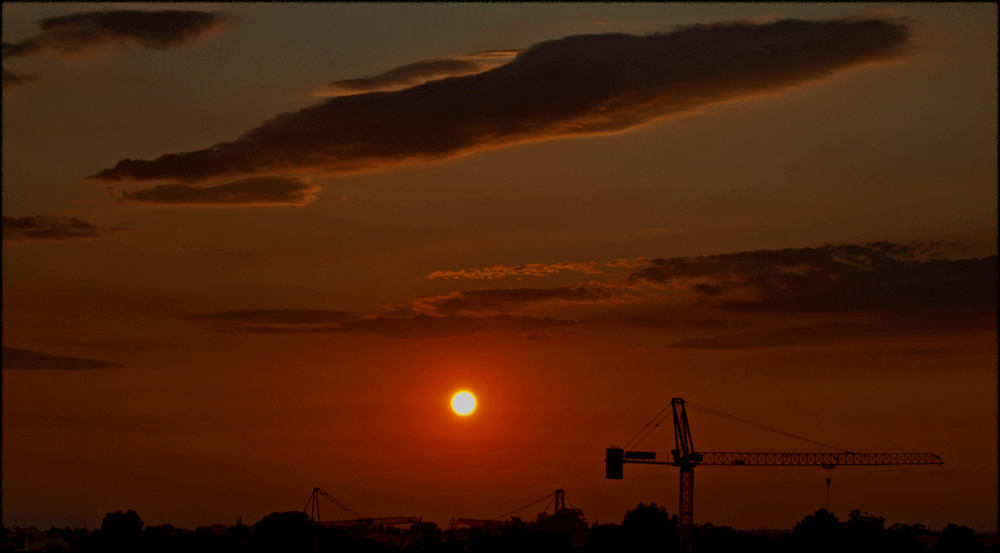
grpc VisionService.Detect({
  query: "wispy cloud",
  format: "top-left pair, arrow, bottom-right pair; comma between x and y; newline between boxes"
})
427,261 -> 601,280
607,257 -> 652,269
316,50 -> 519,97
90,18 -> 912,183
118,176 -> 318,206
3,215 -> 128,241
2,9 -> 235,93
2,69 -> 38,93
2,10 -> 235,59
413,284 -> 630,316
2,347 -> 119,371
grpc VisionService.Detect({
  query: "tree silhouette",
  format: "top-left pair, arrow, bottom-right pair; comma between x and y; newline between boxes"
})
620,502 -> 678,553
100,510 -> 144,553
793,509 -> 844,553
933,524 -> 985,553
251,511 -> 314,553
843,509 -> 889,553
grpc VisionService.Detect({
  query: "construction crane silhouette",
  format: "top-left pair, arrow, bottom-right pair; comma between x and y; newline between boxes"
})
605,398 -> 943,553
303,487 -> 421,527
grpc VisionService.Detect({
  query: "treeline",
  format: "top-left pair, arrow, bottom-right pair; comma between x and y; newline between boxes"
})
3,504 -> 995,553
589,504 -> 995,553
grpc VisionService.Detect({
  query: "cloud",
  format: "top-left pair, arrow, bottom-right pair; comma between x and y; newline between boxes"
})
607,257 -> 652,269
186,241 -> 994,346
2,347 -> 119,370
414,284 -> 628,316
626,243 -> 997,316
117,176 -> 318,206
89,18 -> 912,183
668,315 -> 993,349
3,215 -> 128,241
316,50 -> 519,96
2,9 -> 235,59
2,69 -> 38,92
185,308 -> 574,339
427,261 -> 601,280
413,242 -> 996,345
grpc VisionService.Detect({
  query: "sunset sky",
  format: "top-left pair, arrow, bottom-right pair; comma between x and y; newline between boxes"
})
3,3 -> 996,533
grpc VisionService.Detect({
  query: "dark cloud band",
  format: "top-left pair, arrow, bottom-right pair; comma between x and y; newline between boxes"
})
2,10 -> 235,59
2,9 -> 234,93
2,348 -> 119,371
90,18 -> 912,183
2,70 -> 38,92
118,176 -> 317,206
3,215 -> 127,241
628,243 -> 998,315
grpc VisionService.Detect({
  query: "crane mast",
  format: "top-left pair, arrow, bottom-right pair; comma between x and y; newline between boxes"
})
606,398 -> 943,553
671,398 -> 699,550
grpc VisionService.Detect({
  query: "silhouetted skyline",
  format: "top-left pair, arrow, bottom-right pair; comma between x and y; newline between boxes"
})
4,503 -> 997,552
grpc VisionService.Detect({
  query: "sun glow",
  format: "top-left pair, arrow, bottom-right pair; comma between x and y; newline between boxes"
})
451,391 -> 477,416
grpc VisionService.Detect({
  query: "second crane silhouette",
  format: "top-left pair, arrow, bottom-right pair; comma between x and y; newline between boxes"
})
303,487 -> 421,527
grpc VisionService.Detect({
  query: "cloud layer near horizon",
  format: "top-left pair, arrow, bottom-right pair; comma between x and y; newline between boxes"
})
91,18 -> 912,183
3,215 -> 128,241
2,10 -> 235,60
2,347 -> 119,371
185,242 -> 996,344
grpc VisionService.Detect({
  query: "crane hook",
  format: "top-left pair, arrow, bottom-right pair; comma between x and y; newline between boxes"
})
823,466 -> 834,511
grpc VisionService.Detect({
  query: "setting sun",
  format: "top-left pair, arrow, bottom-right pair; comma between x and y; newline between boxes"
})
451,391 -> 477,416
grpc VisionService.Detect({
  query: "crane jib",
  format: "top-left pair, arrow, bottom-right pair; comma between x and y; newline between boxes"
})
606,448 -> 943,469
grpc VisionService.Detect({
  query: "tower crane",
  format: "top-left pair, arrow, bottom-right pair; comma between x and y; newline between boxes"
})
303,487 -> 421,527
605,398 -> 943,552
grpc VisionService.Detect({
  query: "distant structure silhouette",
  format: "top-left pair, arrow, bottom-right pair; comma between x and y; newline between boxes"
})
451,489 -> 589,546
303,487 -> 421,527
605,398 -> 943,552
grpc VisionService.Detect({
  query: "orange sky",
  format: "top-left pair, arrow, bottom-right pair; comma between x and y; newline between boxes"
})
3,3 -> 996,532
